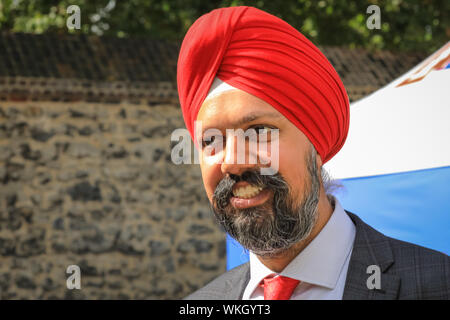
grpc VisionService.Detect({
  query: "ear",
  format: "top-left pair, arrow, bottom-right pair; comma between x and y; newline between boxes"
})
316,154 -> 323,168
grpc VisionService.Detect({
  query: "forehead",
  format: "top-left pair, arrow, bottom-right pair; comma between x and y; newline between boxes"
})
197,90 -> 284,127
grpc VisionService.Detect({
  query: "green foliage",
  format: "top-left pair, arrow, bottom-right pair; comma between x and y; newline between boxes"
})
0,0 -> 448,53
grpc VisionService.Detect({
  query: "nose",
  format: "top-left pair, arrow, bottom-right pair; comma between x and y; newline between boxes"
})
220,133 -> 258,176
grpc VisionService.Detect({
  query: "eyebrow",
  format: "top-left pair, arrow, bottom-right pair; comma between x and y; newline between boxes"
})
201,111 -> 284,135
233,111 -> 283,127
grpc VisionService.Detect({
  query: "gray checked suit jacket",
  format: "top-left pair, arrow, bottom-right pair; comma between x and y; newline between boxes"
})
185,211 -> 450,300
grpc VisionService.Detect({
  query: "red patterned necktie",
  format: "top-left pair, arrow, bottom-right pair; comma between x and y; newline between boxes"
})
260,275 -> 301,300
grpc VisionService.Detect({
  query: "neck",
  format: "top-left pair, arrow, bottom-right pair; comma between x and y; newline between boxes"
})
256,188 -> 334,273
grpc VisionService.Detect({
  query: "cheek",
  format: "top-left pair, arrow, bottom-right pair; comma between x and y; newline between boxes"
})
199,163 -> 219,201
277,144 -> 310,195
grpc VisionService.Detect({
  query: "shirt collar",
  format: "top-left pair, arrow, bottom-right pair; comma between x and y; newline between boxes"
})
246,197 -> 356,293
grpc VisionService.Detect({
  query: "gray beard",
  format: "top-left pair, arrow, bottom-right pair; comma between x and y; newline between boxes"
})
211,148 -> 320,257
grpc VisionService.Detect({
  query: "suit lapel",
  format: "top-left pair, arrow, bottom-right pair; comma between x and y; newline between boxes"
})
224,263 -> 250,299
343,260 -> 400,300
343,211 -> 400,300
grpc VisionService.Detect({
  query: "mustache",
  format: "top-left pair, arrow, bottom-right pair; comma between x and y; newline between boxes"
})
212,169 -> 289,210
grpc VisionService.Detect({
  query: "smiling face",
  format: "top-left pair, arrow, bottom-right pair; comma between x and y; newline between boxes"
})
196,89 -> 322,256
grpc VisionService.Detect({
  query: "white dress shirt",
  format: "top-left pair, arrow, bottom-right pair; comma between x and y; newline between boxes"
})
242,198 -> 356,300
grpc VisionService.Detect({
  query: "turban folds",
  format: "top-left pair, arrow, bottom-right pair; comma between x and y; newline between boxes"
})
177,6 -> 349,163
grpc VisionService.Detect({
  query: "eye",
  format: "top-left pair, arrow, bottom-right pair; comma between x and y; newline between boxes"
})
252,125 -> 272,134
202,135 -> 215,148
202,134 -> 224,150
247,125 -> 276,142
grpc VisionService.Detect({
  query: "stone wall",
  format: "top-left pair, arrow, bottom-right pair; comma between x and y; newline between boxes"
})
0,100 -> 226,299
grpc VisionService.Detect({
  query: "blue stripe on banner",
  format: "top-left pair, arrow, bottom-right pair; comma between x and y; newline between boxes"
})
226,165 -> 450,270
335,165 -> 450,255
226,234 -> 249,271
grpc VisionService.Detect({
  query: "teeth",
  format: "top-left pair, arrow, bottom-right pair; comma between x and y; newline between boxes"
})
233,185 -> 263,199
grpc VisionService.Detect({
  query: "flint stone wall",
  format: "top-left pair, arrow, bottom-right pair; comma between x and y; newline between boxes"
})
0,101 -> 226,299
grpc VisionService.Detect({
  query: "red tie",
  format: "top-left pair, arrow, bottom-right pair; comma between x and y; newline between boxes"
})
260,275 -> 300,300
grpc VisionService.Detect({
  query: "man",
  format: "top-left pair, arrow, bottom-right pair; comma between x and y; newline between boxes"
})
177,6 -> 449,300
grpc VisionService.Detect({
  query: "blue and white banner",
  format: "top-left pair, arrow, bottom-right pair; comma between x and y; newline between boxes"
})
227,42 -> 450,270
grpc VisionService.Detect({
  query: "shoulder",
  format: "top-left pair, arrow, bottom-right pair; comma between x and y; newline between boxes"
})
184,263 -> 250,300
347,211 -> 450,299
385,235 -> 450,299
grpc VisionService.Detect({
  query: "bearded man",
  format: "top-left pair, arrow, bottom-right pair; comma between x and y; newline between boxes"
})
177,6 -> 449,300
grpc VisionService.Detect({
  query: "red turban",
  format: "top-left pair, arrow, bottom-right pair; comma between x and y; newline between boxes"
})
177,6 -> 349,163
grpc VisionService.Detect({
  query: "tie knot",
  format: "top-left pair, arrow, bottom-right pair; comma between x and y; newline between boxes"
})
261,275 -> 300,300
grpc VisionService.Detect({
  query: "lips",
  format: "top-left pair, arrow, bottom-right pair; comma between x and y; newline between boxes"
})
230,182 -> 272,209
232,183 -> 263,198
